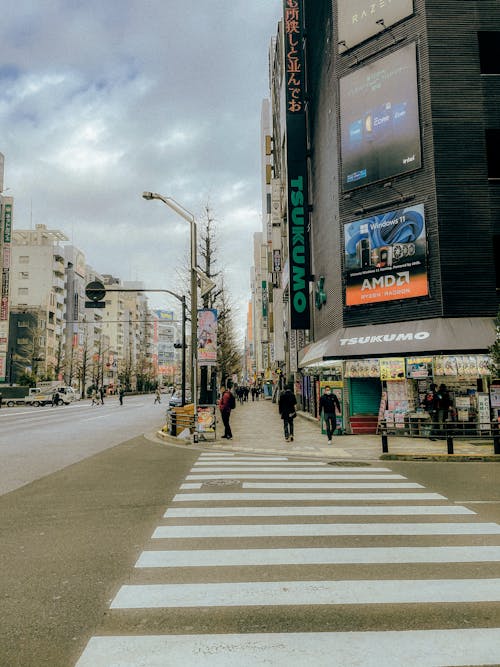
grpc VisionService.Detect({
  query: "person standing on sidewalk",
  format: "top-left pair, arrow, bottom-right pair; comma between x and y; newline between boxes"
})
278,384 -> 297,442
319,386 -> 341,445
219,385 -> 235,439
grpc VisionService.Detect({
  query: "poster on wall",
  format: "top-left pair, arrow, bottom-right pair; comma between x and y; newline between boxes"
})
197,308 -> 217,365
380,358 -> 406,381
406,356 -> 433,378
340,43 -> 421,191
344,203 -> 428,305
337,0 -> 414,52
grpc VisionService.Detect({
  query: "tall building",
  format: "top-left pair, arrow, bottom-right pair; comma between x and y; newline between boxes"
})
265,0 -> 499,431
9,224 -> 68,381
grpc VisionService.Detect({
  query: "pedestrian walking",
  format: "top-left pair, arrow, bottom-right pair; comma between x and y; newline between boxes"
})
422,383 -> 439,438
219,385 -> 235,439
0,392 -> 3,409
118,387 -> 124,406
91,389 -> 99,406
99,386 -> 105,405
154,388 -> 161,404
436,383 -> 451,435
278,384 -> 297,442
319,386 -> 341,445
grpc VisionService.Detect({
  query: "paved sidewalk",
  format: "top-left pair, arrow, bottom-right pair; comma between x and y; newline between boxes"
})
157,398 -> 500,461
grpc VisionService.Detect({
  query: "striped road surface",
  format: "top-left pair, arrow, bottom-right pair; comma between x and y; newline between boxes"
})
75,453 -> 500,666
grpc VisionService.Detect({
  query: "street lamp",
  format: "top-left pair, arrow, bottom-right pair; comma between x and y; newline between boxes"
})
142,192 -> 198,430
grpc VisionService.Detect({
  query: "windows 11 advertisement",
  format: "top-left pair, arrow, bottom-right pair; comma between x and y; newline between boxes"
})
340,43 -> 422,191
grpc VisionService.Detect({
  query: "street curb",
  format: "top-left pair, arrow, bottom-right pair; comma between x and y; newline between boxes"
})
381,454 -> 500,462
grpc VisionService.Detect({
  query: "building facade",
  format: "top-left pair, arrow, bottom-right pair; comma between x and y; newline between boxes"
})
264,0 -> 499,432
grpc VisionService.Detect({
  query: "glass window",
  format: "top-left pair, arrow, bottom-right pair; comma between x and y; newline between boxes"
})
486,129 -> 500,180
478,32 -> 500,74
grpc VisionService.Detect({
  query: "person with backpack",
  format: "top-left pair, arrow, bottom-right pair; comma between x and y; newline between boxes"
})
219,385 -> 236,439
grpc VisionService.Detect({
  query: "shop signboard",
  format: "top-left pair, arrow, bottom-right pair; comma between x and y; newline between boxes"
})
344,203 -> 428,306
477,393 -> 491,429
337,0 -> 414,52
283,0 -> 311,329
340,43 -> 422,191
490,382 -> 500,409
197,405 -> 216,433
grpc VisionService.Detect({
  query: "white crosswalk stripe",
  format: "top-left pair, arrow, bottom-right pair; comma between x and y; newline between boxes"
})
75,453 -> 500,666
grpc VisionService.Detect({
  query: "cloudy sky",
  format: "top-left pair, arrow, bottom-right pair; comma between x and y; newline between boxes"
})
0,0 -> 282,336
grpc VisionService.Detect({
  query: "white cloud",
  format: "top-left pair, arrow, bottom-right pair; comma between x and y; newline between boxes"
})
0,0 -> 283,337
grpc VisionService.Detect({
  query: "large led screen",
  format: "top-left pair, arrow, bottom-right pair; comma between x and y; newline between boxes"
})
338,0 -> 413,51
340,43 -> 422,192
344,203 -> 428,306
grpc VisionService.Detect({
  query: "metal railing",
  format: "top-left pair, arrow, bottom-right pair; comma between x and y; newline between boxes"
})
378,419 -> 500,455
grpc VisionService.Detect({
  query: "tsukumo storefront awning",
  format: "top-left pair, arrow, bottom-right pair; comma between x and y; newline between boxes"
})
298,317 -> 496,367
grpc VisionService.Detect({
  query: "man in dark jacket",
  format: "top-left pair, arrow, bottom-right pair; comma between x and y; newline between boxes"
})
278,384 -> 297,442
219,386 -> 235,439
319,386 -> 341,445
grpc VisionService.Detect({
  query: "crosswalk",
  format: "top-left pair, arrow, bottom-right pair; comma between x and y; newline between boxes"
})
75,453 -> 500,666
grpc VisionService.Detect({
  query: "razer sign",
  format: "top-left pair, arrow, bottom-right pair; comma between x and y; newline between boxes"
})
284,0 -> 310,329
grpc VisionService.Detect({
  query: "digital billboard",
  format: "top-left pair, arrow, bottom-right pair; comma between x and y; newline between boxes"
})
340,43 -> 421,191
338,0 -> 413,52
344,203 -> 428,305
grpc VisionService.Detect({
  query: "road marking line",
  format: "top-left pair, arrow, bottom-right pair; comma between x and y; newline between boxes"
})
192,462 -> 333,467
192,465 -> 391,471
164,505 -> 475,517
111,578 -> 500,608
151,522 -> 500,539
135,545 -> 500,568
75,628 -> 500,666
186,474 -> 407,480
180,482 -> 424,490
198,455 -> 288,460
172,492 -> 446,502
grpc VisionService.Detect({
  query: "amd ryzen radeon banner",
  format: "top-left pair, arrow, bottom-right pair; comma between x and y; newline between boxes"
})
340,43 -> 422,191
344,203 -> 428,306
337,0 -> 414,51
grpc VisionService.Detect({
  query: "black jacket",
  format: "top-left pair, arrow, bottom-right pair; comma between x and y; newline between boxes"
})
278,389 -> 297,419
319,392 -> 341,415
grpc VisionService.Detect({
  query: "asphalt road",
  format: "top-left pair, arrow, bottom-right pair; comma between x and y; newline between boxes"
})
2,402 -> 500,666
0,394 -> 168,495
1,424 -> 197,667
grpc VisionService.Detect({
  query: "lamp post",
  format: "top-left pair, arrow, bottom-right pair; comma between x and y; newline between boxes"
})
142,192 -> 197,428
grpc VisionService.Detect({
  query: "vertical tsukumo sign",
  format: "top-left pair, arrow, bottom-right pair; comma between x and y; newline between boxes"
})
0,198 -> 12,380
284,0 -> 310,330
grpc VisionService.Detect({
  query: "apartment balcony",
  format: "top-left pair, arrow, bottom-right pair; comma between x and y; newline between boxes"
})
53,277 -> 65,291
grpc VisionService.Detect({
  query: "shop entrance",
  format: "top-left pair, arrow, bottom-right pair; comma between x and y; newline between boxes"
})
349,377 -> 382,434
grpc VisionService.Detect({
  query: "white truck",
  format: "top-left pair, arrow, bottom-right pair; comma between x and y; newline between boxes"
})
1,383 -> 77,407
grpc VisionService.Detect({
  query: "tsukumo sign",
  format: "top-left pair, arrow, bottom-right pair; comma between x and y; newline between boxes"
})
284,0 -> 311,330
339,331 -> 430,346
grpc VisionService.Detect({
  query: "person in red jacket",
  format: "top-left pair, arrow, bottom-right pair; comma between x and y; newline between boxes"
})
219,386 -> 236,439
